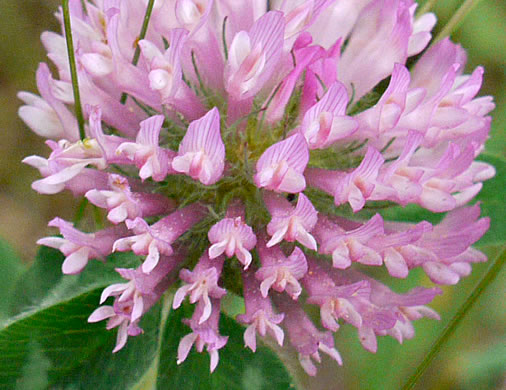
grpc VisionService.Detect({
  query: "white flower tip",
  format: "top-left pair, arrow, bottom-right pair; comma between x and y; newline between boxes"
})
88,306 -> 115,323
61,249 -> 90,275
209,350 -> 219,373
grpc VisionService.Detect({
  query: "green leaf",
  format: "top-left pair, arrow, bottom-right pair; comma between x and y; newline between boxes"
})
0,239 -> 25,320
59,300 -> 162,390
0,246 -> 162,389
157,303 -> 294,390
0,289 -> 162,390
8,245 -> 65,316
9,246 -> 140,316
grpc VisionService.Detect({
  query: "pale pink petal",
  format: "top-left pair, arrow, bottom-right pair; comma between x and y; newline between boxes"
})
81,53 -> 113,77
300,82 -> 358,149
138,115 -> 165,146
244,324 -> 258,352
173,285 -> 192,309
338,0 -> 412,99
137,39 -> 163,64
423,262 -> 460,285
209,349 -> 220,373
266,225 -> 289,248
260,275 -> 277,298
358,326 -> 377,353
266,193 -> 318,249
88,306 -> 116,323
332,249 -> 352,269
173,108 -> 225,185
36,236 -> 65,249
208,217 -> 256,268
100,283 -> 128,304
334,147 -> 384,211
299,355 -> 317,376
408,13 -> 436,56
270,322 -> 285,347
199,295 -> 213,324
108,203 -> 129,224
131,294 -> 144,323
112,321 -> 129,353
225,11 -> 285,100
254,134 -> 309,193
61,247 -> 91,274
177,333 -> 199,364
384,248 -> 409,278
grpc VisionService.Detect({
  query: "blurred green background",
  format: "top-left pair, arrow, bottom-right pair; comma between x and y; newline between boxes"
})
0,0 -> 504,389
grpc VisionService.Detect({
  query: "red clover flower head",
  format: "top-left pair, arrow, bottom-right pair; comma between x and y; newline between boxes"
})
23,0 -> 494,376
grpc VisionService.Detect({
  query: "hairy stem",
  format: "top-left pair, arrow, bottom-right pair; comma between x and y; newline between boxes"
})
62,0 -> 86,140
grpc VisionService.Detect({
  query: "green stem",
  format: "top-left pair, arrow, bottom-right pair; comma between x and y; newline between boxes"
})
120,0 -> 156,104
380,137 -> 397,154
434,0 -> 484,43
401,249 -> 505,390
191,50 -> 205,93
62,0 -> 86,140
417,0 -> 438,16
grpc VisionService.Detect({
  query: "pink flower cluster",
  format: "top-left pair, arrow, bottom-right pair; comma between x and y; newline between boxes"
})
21,0 -> 494,376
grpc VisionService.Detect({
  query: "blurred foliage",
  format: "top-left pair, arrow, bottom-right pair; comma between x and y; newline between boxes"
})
0,0 -> 504,389
0,239 -> 25,322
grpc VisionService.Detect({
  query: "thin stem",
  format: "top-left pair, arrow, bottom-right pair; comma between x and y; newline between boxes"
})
417,0 -> 438,16
191,50 -> 205,93
228,107 -> 267,135
120,0 -> 156,104
79,0 -> 87,14
434,0 -> 484,43
346,83 -> 356,111
314,73 -> 328,96
380,137 -> 396,153
402,249 -> 505,390
347,138 -> 368,153
62,0 -> 86,140
222,17 -> 229,60
131,0 -> 155,67
290,49 -> 297,67
258,81 -> 283,132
